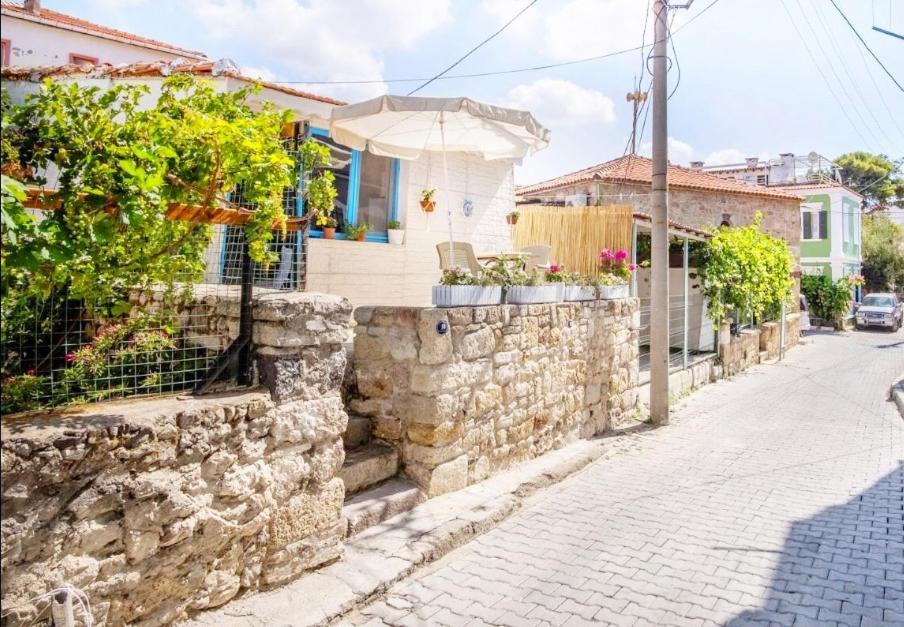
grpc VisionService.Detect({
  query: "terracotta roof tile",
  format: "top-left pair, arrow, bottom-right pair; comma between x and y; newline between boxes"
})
1,1 -> 207,59
0,60 -> 347,106
517,155 -> 803,201
768,179 -> 863,198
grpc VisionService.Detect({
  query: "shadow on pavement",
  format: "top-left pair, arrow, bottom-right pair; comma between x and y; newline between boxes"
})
727,463 -> 904,626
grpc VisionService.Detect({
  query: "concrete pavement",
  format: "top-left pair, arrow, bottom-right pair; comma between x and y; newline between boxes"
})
350,327 -> 904,626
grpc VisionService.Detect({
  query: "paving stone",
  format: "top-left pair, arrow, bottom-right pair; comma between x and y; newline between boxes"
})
351,331 -> 903,627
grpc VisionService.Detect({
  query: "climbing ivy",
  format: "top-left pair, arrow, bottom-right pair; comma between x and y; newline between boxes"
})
701,213 -> 794,324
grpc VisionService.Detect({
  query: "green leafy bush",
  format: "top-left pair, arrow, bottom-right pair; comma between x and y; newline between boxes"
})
800,274 -> 852,324
702,213 -> 793,324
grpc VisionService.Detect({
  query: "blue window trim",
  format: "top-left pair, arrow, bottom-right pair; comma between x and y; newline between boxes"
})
306,126 -> 399,243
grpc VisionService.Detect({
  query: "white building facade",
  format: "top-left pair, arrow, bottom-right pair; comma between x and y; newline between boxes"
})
1,0 -> 206,67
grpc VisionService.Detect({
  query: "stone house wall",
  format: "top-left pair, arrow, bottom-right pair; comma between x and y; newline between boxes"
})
0,292 -> 353,627
719,328 -> 762,377
350,299 -> 639,497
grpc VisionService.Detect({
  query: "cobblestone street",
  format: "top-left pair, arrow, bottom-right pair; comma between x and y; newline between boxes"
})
351,328 -> 904,627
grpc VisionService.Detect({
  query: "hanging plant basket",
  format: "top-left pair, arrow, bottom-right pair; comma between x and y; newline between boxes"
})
432,285 -> 502,307
421,200 -> 436,213
506,214 -> 519,225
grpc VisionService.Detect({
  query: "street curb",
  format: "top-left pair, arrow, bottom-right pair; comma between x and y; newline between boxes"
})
891,378 -> 904,419
183,423 -> 656,627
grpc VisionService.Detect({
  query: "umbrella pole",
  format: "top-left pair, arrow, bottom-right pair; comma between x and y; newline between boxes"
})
439,112 -> 454,264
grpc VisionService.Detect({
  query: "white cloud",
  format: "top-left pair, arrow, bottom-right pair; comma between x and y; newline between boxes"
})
239,64 -> 278,82
543,0 -> 652,62
506,79 -> 616,128
640,136 -> 695,165
191,0 -> 450,101
480,0 -> 541,39
702,149 -> 773,166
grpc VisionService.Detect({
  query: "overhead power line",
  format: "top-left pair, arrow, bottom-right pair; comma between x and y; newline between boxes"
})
274,0 -> 724,87
407,0 -> 539,95
828,0 -> 903,93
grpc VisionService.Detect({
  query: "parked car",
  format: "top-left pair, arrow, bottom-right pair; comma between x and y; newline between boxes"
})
854,293 -> 903,331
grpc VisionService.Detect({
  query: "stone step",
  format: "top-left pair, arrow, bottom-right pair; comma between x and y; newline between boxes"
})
342,478 -> 426,537
339,442 -> 398,496
342,415 -> 372,450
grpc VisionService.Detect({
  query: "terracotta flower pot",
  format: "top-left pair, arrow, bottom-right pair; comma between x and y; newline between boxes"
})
420,200 -> 436,212
506,215 -> 519,225
356,233 -> 366,242
323,227 -> 336,239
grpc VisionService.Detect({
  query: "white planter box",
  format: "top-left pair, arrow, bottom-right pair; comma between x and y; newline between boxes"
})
599,284 -> 629,299
563,285 -> 597,301
506,285 -> 559,304
432,285 -> 502,307
387,229 -> 405,245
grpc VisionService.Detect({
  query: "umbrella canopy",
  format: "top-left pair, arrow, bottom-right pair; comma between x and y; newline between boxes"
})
329,95 -> 550,161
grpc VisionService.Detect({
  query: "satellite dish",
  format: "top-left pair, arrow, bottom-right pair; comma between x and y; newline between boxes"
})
808,151 -> 819,164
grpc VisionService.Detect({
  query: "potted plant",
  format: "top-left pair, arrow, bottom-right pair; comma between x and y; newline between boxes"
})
564,273 -> 598,302
387,218 -> 405,245
505,268 -> 558,304
432,267 -> 502,307
344,222 -> 369,242
597,248 -> 635,299
420,188 -> 436,212
506,210 -> 520,225
316,213 -> 338,239
545,264 -> 572,301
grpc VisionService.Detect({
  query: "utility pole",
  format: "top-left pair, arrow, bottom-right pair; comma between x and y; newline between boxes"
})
649,0 -> 693,424
626,90 -> 648,154
649,0 -> 671,424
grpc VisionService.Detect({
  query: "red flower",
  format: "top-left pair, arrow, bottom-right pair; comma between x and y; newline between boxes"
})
65,352 -> 77,364
549,264 -> 563,273
615,249 -> 628,261
628,263 -> 637,271
26,368 -> 36,376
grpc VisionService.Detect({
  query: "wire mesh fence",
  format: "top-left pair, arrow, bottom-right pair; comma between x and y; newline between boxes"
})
1,221 -> 304,414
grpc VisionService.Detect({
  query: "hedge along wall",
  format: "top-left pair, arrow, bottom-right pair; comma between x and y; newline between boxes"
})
0,292 -> 353,627
350,299 -> 639,497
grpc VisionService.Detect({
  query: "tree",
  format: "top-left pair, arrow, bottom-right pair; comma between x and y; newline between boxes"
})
835,151 -> 904,208
701,213 -> 794,324
861,213 -> 904,291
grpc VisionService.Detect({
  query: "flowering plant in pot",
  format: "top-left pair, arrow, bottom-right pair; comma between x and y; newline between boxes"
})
344,222 -> 370,242
316,213 -> 338,239
386,218 -> 405,245
420,188 -> 436,212
501,267 -> 558,304
597,248 -> 635,299
432,267 -> 502,307
545,264 -> 573,301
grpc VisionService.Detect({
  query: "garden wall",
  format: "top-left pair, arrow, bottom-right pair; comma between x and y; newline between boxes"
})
759,313 -> 801,359
350,299 -> 639,497
0,292 -> 353,627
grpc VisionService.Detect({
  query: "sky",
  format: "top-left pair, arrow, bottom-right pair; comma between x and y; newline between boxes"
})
51,0 -> 904,185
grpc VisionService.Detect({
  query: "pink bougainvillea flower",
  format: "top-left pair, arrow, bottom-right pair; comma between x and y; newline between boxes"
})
615,249 -> 628,261
65,352 -> 77,364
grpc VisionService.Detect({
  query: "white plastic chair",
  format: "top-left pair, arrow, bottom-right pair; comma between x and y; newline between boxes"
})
436,242 -> 485,275
521,245 -> 552,271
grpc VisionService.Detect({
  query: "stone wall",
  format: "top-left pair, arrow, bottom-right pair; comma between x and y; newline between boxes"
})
759,313 -> 801,359
0,292 -> 352,627
719,328 -> 762,377
350,299 -> 639,497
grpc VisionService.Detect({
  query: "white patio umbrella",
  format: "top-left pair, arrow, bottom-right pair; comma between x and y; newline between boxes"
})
329,95 -> 550,261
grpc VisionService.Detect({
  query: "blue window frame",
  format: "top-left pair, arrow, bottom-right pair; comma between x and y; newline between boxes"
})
306,127 -> 399,243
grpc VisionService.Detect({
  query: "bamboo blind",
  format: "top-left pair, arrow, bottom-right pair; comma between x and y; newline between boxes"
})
513,204 -> 633,275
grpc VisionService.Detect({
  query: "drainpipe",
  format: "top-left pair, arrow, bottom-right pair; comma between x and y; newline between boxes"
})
683,236 -> 689,370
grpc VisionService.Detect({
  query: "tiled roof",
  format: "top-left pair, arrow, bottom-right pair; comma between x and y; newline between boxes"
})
0,60 -> 347,106
1,1 -> 207,59
768,179 -> 864,199
517,155 -> 803,201
632,212 -> 711,239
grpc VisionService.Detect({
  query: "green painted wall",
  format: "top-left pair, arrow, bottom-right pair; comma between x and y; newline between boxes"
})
841,196 -> 860,258
800,194 -> 831,258
802,262 -> 832,279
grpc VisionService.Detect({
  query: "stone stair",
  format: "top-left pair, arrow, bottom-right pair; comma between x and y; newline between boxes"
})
339,414 -> 426,536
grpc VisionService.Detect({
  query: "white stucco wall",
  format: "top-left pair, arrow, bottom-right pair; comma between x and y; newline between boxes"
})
306,152 -> 516,307
3,15 -> 203,67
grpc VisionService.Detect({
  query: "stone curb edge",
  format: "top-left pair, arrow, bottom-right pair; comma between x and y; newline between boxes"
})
891,377 -> 904,419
